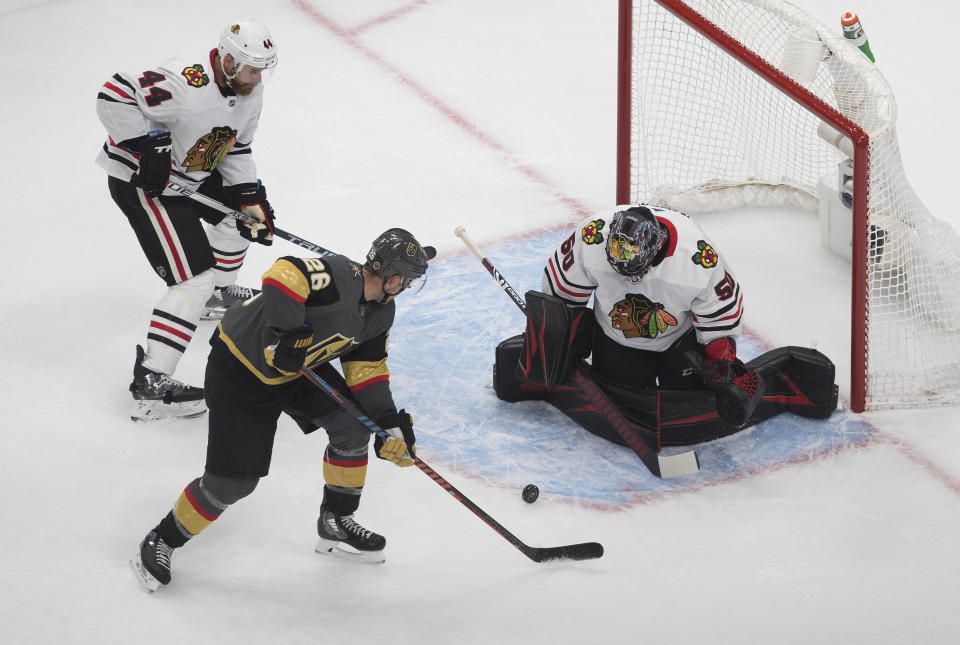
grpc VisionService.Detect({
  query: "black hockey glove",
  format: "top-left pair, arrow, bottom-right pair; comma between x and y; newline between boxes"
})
686,338 -> 764,428
131,130 -> 172,198
374,409 -> 416,467
266,325 -> 313,374
225,182 -> 275,246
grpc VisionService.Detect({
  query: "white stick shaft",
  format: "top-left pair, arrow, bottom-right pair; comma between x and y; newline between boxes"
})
454,225 -> 486,261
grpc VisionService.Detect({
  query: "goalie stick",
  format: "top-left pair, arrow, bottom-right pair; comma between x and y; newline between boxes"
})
298,366 -> 604,563
165,180 -> 336,257
454,225 -> 700,479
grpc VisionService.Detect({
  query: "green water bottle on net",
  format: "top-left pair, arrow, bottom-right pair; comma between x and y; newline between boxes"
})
841,12 -> 875,62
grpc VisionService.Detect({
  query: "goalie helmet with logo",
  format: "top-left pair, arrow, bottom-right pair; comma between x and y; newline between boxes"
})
218,19 -> 279,83
605,206 -> 668,278
365,228 -> 437,294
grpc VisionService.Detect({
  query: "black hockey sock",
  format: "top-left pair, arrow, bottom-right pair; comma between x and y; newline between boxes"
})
156,512 -> 189,549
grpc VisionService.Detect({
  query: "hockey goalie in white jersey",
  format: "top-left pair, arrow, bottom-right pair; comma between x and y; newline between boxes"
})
494,205 -> 838,451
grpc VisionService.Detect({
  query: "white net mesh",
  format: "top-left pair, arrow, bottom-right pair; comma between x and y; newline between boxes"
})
628,0 -> 960,409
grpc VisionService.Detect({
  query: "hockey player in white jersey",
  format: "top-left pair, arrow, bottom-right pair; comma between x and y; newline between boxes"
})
96,19 -> 279,420
494,205 -> 838,452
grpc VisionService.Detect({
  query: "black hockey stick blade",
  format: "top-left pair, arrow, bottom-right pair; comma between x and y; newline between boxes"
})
524,541 -> 605,563
415,458 -> 603,563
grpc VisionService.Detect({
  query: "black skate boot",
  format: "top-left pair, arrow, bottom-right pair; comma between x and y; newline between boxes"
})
129,345 -> 206,421
316,505 -> 386,564
130,529 -> 175,593
201,284 -> 261,321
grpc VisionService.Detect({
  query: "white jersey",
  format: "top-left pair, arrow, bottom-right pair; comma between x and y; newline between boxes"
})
95,49 -> 262,191
542,206 -> 744,352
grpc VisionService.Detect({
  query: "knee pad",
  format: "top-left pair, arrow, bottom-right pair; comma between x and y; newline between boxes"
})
168,268 -> 216,308
201,470 -> 259,506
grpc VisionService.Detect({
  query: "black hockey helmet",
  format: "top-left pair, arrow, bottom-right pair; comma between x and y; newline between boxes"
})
605,206 -> 667,278
365,228 -> 437,290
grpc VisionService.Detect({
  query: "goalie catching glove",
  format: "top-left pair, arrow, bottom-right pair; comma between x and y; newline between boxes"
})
374,409 -> 416,467
265,325 -> 313,374
686,337 -> 764,428
225,182 -> 275,246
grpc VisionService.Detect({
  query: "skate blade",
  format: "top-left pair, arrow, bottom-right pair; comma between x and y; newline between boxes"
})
131,398 -> 207,422
199,308 -> 226,321
130,556 -> 163,593
315,538 -> 386,564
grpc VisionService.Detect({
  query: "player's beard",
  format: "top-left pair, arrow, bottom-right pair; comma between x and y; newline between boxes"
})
231,79 -> 258,96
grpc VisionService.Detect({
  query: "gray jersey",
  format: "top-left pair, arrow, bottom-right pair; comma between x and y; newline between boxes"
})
215,254 -> 398,421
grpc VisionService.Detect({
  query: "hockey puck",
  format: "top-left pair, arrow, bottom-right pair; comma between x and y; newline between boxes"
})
522,484 -> 539,504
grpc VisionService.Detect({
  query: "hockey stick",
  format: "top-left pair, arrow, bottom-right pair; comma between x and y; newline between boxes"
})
297,366 -> 604,563
454,225 -> 700,479
165,179 -> 336,257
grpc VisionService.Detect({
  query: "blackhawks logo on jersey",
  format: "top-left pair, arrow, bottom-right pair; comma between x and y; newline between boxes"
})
181,63 -> 210,88
608,293 -> 678,339
581,219 -> 605,245
692,240 -> 718,268
181,126 -> 237,172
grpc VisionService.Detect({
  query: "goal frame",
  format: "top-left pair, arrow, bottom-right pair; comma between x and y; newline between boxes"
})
615,0 -> 872,412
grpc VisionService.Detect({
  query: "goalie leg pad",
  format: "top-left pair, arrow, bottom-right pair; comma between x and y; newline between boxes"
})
544,364 -> 661,450
494,334 -> 552,403
747,347 -> 839,419
518,291 -> 594,388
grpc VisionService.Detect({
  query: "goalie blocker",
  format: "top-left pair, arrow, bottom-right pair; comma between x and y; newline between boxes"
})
495,292 -> 838,449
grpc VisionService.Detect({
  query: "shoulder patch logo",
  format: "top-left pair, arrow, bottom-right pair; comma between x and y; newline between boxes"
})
692,240 -> 718,268
181,126 -> 237,172
581,218 -> 605,245
181,64 -> 209,88
608,293 -> 678,339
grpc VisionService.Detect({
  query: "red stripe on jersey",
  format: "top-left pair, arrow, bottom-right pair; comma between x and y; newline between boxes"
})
103,81 -> 134,101
262,278 -> 307,302
150,321 -> 193,342
323,454 -> 369,468
214,254 -> 246,265
144,197 -> 189,281
547,257 -> 591,300
183,486 -> 217,521
694,294 -> 744,324
349,375 -> 390,392
655,216 -> 678,258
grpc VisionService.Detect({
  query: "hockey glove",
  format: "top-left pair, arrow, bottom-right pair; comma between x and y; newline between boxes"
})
225,182 -> 275,246
131,130 -> 172,198
686,338 -> 764,428
265,325 -> 313,374
374,409 -> 416,467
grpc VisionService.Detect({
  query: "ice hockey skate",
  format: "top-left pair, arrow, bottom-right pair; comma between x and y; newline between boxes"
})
130,345 -> 206,421
130,529 -> 174,593
315,506 -> 386,564
200,284 -> 261,321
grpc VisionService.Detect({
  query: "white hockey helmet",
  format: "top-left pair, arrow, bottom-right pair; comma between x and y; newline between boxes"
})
218,19 -> 278,76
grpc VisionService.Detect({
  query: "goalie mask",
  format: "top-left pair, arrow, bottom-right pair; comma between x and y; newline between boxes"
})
365,228 -> 437,294
218,19 -> 278,83
605,206 -> 668,278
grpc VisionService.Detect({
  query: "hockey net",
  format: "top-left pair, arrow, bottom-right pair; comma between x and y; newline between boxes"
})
617,0 -> 960,411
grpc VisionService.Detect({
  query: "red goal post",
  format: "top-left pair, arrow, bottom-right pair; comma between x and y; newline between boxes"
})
616,0 -> 960,412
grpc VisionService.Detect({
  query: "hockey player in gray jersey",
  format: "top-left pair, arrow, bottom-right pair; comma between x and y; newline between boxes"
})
131,228 -> 436,592
96,19 -> 279,421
